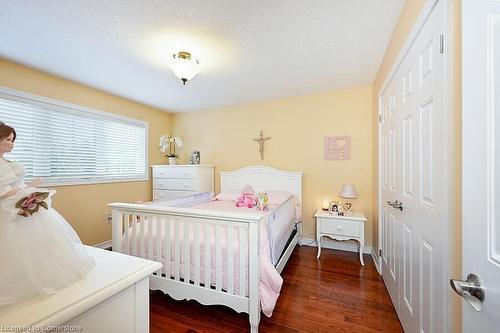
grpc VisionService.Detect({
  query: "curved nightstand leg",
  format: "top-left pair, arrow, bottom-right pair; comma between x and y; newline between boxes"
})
359,241 -> 365,266
316,236 -> 322,259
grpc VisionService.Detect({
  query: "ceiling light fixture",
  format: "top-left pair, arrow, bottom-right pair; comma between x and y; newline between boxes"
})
170,51 -> 201,85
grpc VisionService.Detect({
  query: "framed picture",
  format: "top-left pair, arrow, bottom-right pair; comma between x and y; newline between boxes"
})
324,136 -> 351,160
329,203 -> 339,215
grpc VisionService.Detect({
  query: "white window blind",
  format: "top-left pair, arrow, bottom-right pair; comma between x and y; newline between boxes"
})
0,89 -> 148,185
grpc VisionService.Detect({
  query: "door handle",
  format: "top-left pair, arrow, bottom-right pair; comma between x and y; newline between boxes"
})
450,273 -> 484,311
386,200 -> 404,211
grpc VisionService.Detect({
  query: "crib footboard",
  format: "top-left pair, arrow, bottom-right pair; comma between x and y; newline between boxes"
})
109,202 -> 262,332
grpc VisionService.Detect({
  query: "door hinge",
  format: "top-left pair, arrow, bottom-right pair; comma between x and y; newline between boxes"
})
440,34 -> 444,54
379,249 -> 382,257
378,114 -> 383,123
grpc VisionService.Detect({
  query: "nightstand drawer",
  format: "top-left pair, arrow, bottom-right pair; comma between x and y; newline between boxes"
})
320,219 -> 360,237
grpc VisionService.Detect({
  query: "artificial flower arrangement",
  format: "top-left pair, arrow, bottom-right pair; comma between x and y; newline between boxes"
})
15,192 -> 50,217
159,134 -> 183,160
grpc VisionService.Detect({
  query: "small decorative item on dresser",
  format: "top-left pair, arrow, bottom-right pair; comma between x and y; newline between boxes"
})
159,134 -> 183,165
328,200 -> 342,215
339,184 -> 357,214
329,202 -> 339,216
189,149 -> 201,165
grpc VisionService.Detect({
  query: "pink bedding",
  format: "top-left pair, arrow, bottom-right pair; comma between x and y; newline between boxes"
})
123,199 -> 285,317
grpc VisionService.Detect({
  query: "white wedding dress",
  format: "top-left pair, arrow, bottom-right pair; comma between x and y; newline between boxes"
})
0,159 -> 95,307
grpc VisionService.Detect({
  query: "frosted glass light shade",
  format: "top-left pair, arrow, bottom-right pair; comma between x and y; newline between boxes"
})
170,52 -> 201,84
321,198 -> 330,210
339,184 -> 357,199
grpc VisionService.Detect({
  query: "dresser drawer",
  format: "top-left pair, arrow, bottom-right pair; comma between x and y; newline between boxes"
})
320,218 -> 361,238
153,167 -> 197,179
154,179 -> 198,191
153,190 -> 194,201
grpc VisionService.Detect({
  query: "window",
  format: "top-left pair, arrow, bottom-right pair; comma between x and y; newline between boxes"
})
0,88 -> 148,185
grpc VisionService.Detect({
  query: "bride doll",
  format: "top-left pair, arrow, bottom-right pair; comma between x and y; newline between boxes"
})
0,123 -> 95,307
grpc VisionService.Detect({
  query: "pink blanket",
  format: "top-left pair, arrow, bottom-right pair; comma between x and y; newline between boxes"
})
123,200 -> 284,317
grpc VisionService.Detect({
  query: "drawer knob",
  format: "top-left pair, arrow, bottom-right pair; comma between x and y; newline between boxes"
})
337,225 -> 343,231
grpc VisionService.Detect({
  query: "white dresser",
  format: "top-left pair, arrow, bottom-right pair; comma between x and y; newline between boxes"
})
0,246 -> 162,333
152,165 -> 215,201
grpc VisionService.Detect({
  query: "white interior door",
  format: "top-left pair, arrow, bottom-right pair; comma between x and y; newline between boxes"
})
459,0 -> 500,331
380,1 -> 448,332
381,76 -> 401,313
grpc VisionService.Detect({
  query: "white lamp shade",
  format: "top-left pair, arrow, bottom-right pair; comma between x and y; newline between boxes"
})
170,54 -> 201,81
339,184 -> 357,199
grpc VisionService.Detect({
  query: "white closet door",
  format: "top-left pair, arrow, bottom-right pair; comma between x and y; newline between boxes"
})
380,1 -> 448,332
381,71 -> 402,314
460,0 -> 500,331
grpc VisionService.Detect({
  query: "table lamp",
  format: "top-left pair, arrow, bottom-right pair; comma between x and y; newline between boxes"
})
339,184 -> 357,214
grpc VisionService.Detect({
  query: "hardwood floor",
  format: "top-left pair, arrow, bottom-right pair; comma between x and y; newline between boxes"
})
150,246 -> 403,333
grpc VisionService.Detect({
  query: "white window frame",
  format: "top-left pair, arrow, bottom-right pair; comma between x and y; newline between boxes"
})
0,86 -> 149,186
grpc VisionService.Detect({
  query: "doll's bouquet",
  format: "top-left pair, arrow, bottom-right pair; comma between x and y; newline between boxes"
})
15,191 -> 50,217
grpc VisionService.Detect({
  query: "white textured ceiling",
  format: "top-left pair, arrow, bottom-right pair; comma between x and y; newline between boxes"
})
0,0 -> 405,112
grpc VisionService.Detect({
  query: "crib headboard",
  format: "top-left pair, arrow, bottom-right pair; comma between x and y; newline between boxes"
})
220,166 -> 303,220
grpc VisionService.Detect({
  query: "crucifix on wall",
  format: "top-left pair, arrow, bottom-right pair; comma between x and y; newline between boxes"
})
253,130 -> 271,160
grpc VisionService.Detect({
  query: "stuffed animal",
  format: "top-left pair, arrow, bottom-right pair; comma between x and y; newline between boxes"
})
256,192 -> 269,211
235,185 -> 256,208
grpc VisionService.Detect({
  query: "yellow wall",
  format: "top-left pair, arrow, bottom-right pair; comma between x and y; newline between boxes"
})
371,0 -> 462,331
0,59 -> 173,245
173,86 -> 374,246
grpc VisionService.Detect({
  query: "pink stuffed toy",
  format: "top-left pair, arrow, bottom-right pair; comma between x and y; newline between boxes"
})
235,185 -> 256,208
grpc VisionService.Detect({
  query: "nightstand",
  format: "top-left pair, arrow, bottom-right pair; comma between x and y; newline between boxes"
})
314,209 -> 367,265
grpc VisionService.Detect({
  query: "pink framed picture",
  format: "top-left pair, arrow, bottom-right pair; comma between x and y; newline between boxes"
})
324,136 -> 351,160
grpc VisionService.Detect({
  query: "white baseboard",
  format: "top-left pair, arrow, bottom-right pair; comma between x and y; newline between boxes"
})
93,240 -> 112,249
371,249 -> 381,274
301,237 -> 372,254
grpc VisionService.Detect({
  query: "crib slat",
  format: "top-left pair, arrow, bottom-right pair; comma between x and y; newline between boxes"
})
184,220 -> 190,284
227,225 -> 234,294
164,217 -> 171,278
204,223 -> 211,288
123,214 -> 130,255
139,215 -> 145,258
111,210 -> 122,253
131,214 -> 137,256
215,225 -> 222,291
239,226 -> 246,297
148,216 -> 154,261
174,219 -> 180,281
156,216 -> 162,276
194,223 -> 200,286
